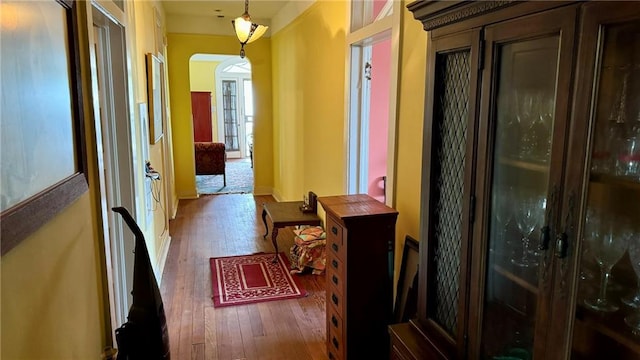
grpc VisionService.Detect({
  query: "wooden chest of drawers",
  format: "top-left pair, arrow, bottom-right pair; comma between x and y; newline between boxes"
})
318,195 -> 398,360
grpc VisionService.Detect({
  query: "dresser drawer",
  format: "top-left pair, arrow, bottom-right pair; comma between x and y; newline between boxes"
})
327,256 -> 344,294
326,217 -> 346,261
327,303 -> 344,339
327,284 -> 344,316
327,321 -> 345,360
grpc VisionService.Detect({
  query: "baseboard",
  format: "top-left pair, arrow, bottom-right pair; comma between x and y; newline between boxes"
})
170,198 -> 179,219
271,188 -> 283,202
155,233 -> 171,285
253,186 -> 273,196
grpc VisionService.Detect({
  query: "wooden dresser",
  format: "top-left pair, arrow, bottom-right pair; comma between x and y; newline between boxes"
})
318,195 -> 398,360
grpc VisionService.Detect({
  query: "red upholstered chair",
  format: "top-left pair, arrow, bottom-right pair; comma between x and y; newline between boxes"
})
194,142 -> 226,186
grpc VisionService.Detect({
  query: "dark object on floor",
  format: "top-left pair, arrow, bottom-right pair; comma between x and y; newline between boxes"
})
112,207 -> 170,360
195,142 -> 226,186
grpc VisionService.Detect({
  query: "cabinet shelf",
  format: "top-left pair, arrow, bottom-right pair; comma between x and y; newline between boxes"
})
493,264 -> 539,295
499,157 -> 550,173
590,173 -> 640,190
575,305 -> 640,356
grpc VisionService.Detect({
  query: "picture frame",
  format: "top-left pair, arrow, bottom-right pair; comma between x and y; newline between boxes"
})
393,235 -> 420,324
146,53 -> 163,144
0,0 -> 89,255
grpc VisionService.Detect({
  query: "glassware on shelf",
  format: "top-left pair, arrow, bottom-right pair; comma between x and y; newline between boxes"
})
583,209 -> 631,312
533,93 -> 554,162
624,233 -> 640,334
517,91 -> 537,160
511,195 -> 546,268
615,114 -> 640,179
492,186 -> 514,258
592,70 -> 630,174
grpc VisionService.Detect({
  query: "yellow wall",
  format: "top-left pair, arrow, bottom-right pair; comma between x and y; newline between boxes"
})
392,0 -> 428,267
189,60 -> 220,141
271,0 -> 347,200
167,33 -> 273,198
1,3 -> 106,357
1,195 -> 105,358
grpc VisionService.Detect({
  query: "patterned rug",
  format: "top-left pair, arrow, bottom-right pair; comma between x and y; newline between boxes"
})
196,158 -> 253,195
210,252 -> 307,307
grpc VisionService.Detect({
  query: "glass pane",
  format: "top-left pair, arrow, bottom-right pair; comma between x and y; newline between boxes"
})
350,0 -> 392,33
430,49 -> 471,337
0,3 -> 77,212
222,80 -> 239,151
481,36 -> 559,359
572,20 -> 640,359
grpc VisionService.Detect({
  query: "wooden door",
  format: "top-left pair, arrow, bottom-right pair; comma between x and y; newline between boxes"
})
552,2 -> 640,358
191,91 -> 212,142
470,6 -> 578,359
417,29 -> 482,359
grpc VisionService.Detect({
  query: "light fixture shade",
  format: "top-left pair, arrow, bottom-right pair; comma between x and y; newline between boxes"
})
232,16 -> 268,44
247,24 -> 268,43
231,0 -> 268,58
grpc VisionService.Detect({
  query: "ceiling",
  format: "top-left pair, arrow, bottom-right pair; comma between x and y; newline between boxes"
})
161,0 -> 290,22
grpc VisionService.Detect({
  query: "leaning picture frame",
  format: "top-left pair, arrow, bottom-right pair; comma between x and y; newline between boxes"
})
393,235 -> 420,324
146,53 -> 163,144
0,0 -> 89,255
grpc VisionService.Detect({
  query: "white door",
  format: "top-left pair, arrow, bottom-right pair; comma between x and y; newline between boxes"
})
216,57 -> 253,159
91,5 -> 138,330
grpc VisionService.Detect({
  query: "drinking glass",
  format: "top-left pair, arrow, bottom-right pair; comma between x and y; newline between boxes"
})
534,94 -> 554,161
616,119 -> 640,179
511,195 -> 545,267
517,92 -> 537,160
584,212 -> 630,312
624,234 -> 640,334
492,187 -> 513,258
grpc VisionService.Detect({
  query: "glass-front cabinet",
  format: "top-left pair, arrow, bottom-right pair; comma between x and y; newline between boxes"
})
471,6 -> 579,359
559,3 -> 640,359
392,2 -> 640,360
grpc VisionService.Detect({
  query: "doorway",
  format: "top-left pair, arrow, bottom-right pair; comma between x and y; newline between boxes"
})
190,54 -> 254,194
90,4 -> 139,332
346,0 -> 401,205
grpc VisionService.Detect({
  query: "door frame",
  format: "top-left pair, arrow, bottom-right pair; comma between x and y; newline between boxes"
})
89,0 -> 140,337
215,56 -> 253,159
345,0 -> 402,206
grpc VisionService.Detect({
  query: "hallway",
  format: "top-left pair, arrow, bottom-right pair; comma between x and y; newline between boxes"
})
160,194 -> 327,359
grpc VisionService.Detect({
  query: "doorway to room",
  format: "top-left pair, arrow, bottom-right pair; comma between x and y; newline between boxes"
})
346,0 -> 401,205
190,54 -> 254,195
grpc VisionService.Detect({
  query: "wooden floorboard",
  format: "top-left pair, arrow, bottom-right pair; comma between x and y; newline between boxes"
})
161,194 -> 327,359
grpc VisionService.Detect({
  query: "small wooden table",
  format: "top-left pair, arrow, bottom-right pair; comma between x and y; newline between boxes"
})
261,201 -> 321,262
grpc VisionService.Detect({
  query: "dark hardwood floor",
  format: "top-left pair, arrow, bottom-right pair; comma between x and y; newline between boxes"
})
161,194 -> 327,359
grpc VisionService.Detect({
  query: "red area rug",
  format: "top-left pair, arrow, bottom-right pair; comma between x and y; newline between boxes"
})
210,252 -> 307,307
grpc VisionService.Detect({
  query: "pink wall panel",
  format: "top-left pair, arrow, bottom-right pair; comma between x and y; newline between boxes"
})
368,38 -> 391,202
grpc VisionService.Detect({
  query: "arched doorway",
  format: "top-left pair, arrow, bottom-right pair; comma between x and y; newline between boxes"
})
189,54 -> 254,195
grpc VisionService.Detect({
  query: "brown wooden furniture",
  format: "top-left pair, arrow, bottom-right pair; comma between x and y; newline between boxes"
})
191,91 -> 213,142
318,194 -> 398,360
394,1 -> 640,359
194,142 -> 227,186
261,201 -> 321,261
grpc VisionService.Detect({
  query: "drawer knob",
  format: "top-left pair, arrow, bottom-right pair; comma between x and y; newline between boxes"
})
332,293 -> 339,306
331,315 -> 338,327
332,260 -> 338,269
332,243 -> 339,252
332,275 -> 339,285
332,226 -> 338,235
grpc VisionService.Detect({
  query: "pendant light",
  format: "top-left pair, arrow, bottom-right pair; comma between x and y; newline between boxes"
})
231,0 -> 268,58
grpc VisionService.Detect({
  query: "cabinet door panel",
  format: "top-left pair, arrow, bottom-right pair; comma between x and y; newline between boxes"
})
418,29 -> 481,359
470,6 -> 578,360
556,2 -> 640,358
